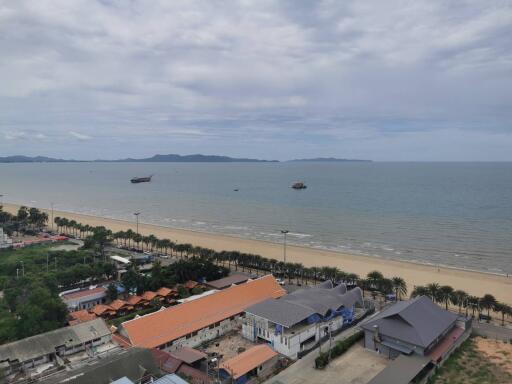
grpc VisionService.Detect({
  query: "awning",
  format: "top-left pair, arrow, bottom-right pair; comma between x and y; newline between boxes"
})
381,340 -> 413,354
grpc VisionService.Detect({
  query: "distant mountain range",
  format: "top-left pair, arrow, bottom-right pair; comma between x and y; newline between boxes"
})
0,154 -> 277,163
289,157 -> 372,162
0,154 -> 371,163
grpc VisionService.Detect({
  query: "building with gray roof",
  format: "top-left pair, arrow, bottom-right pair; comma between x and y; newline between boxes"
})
360,296 -> 467,359
0,318 -> 112,380
242,282 -> 365,358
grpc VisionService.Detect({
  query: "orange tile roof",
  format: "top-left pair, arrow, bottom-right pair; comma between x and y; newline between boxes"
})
69,309 -> 97,325
220,345 -> 278,379
184,280 -> 198,290
92,304 -> 115,316
126,295 -> 142,305
120,275 -> 286,349
141,291 -> 158,301
110,299 -> 129,310
156,287 -> 172,297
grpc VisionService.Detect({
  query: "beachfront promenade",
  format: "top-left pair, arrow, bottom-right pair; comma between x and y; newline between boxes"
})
3,203 -> 512,305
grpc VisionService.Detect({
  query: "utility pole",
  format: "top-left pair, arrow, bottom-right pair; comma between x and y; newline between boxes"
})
134,212 -> 140,236
0,194 -> 3,207
281,230 -> 289,263
50,202 -> 54,231
21,261 -> 25,277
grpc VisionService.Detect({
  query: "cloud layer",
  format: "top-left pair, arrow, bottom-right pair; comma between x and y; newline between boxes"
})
0,0 -> 511,160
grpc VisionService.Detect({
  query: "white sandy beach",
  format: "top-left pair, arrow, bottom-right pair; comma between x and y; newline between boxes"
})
3,203 -> 512,304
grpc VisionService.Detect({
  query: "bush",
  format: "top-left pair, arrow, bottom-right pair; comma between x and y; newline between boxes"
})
109,306 -> 160,327
315,330 -> 363,369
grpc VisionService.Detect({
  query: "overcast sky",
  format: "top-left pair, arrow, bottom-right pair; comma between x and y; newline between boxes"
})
1,1 -> 511,161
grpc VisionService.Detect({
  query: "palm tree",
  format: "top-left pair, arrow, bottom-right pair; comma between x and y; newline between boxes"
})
426,283 -> 441,303
479,294 -> 497,318
450,290 -> 468,314
367,271 -> 384,290
438,285 -> 454,310
494,302 -> 511,326
411,285 -> 429,298
391,277 -> 407,300
467,295 -> 480,317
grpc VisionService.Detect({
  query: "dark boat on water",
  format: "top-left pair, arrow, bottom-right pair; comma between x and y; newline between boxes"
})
131,175 -> 153,183
291,181 -> 307,189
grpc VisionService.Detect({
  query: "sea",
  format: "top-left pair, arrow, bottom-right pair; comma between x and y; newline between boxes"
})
1,162 -> 511,275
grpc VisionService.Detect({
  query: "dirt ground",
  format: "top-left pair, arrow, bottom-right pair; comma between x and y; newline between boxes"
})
200,330 -> 257,361
433,336 -> 512,384
474,337 -> 512,375
297,343 -> 389,384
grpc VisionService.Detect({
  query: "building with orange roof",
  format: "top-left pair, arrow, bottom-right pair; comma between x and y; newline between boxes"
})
141,291 -> 160,304
219,344 -> 279,383
155,287 -> 178,304
125,295 -> 144,310
117,275 -> 286,351
92,304 -> 116,318
109,299 -> 133,316
68,309 -> 97,325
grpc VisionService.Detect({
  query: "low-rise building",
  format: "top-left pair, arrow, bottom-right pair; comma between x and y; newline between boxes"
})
68,309 -> 98,325
0,318 -> 112,379
60,286 -> 107,311
219,344 -> 279,384
0,227 -> 13,248
117,275 -> 286,351
205,274 -> 250,290
243,281 -> 364,358
360,296 -> 471,361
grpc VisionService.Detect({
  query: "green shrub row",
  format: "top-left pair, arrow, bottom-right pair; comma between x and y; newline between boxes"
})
315,330 -> 363,369
109,306 -> 161,327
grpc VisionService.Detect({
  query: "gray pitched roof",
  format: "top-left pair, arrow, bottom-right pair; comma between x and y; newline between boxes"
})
39,348 -> 160,384
0,318 -> 110,363
246,284 -> 363,328
360,296 -> 458,348
206,274 -> 250,289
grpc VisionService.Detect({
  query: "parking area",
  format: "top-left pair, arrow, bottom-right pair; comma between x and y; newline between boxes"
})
268,342 -> 389,384
308,343 -> 388,384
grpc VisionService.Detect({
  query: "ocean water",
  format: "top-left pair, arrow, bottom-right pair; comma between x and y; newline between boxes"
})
1,162 -> 511,274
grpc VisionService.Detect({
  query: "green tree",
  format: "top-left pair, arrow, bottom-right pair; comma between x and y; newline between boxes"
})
391,277 -> 407,300
106,283 -> 118,301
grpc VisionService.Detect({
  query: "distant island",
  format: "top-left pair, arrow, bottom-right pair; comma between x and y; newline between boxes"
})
289,157 -> 372,162
0,154 -> 277,163
0,154 -> 372,163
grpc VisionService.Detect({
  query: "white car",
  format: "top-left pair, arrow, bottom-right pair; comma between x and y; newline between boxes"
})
276,278 -> 286,286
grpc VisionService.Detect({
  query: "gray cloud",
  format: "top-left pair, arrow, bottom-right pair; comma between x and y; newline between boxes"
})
0,0 -> 511,160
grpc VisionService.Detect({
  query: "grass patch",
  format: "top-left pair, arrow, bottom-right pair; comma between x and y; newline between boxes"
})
430,337 -> 512,384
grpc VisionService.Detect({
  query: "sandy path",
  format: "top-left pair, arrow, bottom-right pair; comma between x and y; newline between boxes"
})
3,203 -> 512,304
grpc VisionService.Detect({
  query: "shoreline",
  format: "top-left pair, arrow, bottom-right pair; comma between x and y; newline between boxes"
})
2,202 -> 512,304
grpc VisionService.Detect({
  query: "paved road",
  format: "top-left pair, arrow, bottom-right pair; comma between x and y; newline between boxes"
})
263,326 -> 361,384
472,320 -> 512,341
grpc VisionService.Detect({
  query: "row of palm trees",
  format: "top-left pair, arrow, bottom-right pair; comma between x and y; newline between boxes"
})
411,283 -> 512,325
53,216 -> 511,325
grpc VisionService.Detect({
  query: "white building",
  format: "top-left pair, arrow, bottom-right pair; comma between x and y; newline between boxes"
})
60,286 -> 107,311
242,281 -> 365,359
0,227 -> 12,249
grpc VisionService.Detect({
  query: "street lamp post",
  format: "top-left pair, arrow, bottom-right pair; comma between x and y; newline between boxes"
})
134,212 -> 140,236
50,202 -> 54,232
281,230 -> 289,263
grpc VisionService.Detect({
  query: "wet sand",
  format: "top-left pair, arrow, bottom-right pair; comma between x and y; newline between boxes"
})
3,203 -> 511,303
